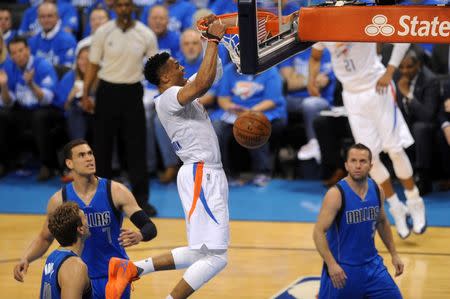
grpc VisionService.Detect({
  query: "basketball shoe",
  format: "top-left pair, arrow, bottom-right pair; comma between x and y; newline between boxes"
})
106,258 -> 140,299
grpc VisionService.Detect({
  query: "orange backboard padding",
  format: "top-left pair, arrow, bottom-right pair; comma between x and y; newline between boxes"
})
298,6 -> 450,44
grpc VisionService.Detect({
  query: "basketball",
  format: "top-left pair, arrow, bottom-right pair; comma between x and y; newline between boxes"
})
233,111 -> 272,149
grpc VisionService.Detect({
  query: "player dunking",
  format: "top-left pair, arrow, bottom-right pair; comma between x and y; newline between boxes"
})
105,19 -> 228,299
314,143 -> 404,299
309,42 -> 426,239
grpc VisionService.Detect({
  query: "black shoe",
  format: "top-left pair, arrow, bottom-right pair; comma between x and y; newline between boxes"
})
142,203 -> 157,217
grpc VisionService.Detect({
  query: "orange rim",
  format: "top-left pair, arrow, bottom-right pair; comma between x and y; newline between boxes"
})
197,11 -> 280,35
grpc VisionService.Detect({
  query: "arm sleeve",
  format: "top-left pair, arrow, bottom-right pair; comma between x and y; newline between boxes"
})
388,43 -> 410,68
89,26 -> 106,64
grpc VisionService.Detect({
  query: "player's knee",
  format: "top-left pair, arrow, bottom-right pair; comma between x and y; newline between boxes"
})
388,150 -> 413,180
370,158 -> 390,183
171,247 -> 204,269
183,250 -> 228,291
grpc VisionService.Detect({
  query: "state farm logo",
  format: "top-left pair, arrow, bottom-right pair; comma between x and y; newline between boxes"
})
365,14 -> 450,37
365,15 -> 395,36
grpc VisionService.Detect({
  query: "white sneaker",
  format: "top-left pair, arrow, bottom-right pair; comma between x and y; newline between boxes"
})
297,139 -> 321,163
406,197 -> 427,234
389,202 -> 411,239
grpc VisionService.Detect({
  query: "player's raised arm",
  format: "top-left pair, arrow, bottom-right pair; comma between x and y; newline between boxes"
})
13,192 -> 62,282
177,20 -> 226,105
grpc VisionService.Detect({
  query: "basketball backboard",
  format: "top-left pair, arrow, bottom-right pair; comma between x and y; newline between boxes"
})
234,0 -> 449,74
237,0 -> 317,74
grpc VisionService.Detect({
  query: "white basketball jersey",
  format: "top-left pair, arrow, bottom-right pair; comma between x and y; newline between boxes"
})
155,86 -> 222,166
314,42 -> 385,92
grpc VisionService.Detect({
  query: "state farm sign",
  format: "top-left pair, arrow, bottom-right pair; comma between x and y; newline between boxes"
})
298,6 -> 450,44
365,14 -> 450,37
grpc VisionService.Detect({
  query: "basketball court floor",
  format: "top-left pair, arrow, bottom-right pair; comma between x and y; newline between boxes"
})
1,175 -> 449,298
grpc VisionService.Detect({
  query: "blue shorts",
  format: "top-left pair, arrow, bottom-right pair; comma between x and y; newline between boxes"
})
91,277 -> 131,299
319,255 -> 402,299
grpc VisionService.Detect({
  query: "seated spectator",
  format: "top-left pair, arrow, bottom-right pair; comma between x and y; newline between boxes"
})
214,64 -> 287,186
28,2 -> 77,68
76,7 -> 109,52
0,8 -> 17,46
82,0 -> 117,37
396,49 -> 441,195
279,47 -> 336,163
140,0 -> 197,33
19,0 -> 79,37
56,46 -> 93,140
147,5 -> 179,56
437,78 -> 450,191
312,82 -> 353,187
0,36 -> 62,181
431,44 -> 449,75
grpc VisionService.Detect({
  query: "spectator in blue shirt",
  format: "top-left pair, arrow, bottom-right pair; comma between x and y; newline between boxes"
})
214,64 -> 287,186
0,9 -> 17,46
279,47 -> 336,163
19,0 -> 79,37
140,0 -> 197,33
147,5 -> 180,56
0,36 -> 62,181
76,7 -> 109,53
56,46 -> 93,140
28,2 -> 77,68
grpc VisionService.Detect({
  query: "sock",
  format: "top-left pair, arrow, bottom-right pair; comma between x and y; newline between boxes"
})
134,258 -> 155,276
404,186 -> 420,201
386,193 -> 401,207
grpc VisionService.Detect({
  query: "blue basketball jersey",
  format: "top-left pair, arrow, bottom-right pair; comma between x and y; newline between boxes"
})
327,178 -> 381,265
40,249 -> 92,299
62,178 -> 128,279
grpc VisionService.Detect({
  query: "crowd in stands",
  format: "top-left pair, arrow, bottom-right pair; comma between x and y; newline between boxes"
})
0,0 -> 448,196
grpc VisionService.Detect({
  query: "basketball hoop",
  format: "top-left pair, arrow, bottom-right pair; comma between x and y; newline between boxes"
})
196,11 -> 282,71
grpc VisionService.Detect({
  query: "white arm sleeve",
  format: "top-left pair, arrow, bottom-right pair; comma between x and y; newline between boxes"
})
388,43 -> 410,68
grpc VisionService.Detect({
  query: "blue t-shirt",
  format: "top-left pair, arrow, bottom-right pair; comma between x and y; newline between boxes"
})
158,30 -> 180,56
62,178 -> 128,279
54,69 -> 76,110
7,55 -> 57,109
216,64 -> 287,121
328,179 -> 381,266
140,0 -> 197,33
28,25 -> 77,67
18,1 -> 79,36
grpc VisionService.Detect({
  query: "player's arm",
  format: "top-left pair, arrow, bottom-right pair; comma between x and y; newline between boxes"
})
376,184 -> 404,277
177,21 -> 226,106
13,192 -> 62,282
307,46 -> 324,97
313,187 -> 347,289
59,257 -> 91,299
376,43 -> 410,94
111,181 -> 157,246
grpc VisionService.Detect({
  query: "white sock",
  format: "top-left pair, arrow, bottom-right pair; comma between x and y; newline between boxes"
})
404,186 -> 420,201
166,295 -> 174,299
386,193 -> 402,207
134,258 -> 155,276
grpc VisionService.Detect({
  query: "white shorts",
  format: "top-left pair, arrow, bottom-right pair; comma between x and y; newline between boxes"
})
342,83 -> 414,156
177,162 -> 230,250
